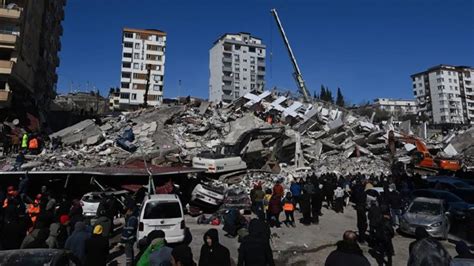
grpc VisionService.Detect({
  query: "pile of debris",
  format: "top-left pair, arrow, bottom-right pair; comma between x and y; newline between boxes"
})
1,90 -> 472,177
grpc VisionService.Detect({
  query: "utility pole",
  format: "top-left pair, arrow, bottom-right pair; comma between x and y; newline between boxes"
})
143,64 -> 151,107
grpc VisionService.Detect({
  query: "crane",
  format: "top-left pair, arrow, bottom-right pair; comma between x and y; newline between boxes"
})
271,8 -> 312,103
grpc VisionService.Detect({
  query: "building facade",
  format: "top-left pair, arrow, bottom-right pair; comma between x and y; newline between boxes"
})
119,28 -> 166,109
209,32 -> 266,104
0,0 -> 65,118
411,65 -> 474,124
373,98 -> 417,115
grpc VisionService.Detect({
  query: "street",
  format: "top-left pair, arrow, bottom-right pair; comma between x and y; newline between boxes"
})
110,205 -> 457,266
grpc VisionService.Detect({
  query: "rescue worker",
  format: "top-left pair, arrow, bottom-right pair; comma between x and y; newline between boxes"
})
282,192 -> 296,227
121,207 -> 138,266
85,225 -> 110,266
28,135 -> 39,155
27,194 -> 42,231
21,132 -> 28,151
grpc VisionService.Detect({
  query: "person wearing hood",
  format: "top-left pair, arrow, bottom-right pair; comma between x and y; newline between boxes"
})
455,241 -> 474,259
65,221 -> 91,264
408,227 -> 452,266
324,230 -> 370,266
238,218 -> 274,266
56,214 -> 71,249
199,229 -> 231,266
137,230 -> 172,266
84,225 -> 109,266
171,245 -> 196,266
69,199 -> 84,229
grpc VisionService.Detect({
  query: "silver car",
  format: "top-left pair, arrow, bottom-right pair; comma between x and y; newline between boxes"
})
400,197 -> 450,239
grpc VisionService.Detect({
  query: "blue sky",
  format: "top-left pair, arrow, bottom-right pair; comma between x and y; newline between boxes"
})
57,0 -> 474,104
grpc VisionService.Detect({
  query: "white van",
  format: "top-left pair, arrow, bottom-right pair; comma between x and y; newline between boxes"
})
137,194 -> 185,243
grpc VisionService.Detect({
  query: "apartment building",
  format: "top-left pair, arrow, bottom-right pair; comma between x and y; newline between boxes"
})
373,98 -> 417,115
209,32 -> 266,104
0,0 -> 65,115
119,28 -> 166,109
411,65 -> 474,124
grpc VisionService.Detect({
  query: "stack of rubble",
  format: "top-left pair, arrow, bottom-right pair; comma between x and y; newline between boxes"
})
1,90 -> 472,175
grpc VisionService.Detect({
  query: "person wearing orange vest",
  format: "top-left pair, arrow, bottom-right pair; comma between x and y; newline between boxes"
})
282,192 -> 296,227
27,194 -> 42,230
28,136 -> 39,155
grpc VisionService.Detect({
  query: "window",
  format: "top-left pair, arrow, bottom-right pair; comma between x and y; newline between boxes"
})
235,86 -> 240,91
134,53 -> 140,59
124,42 -> 133,48
450,86 -> 453,90
120,92 -> 130,99
250,57 -> 256,64
121,72 -> 131,78
234,45 -> 240,50
133,63 -> 139,69
243,68 -> 247,72
413,91 -> 417,96
154,75 -> 162,82
123,53 -> 132,58
234,54 -> 240,61
413,84 -> 417,89
122,62 -> 131,68
131,93 -> 137,100
453,79 -> 457,83
146,54 -> 158,60
251,74 -> 256,82
243,77 -> 247,81
449,78 -> 452,82
235,91 -> 239,98
251,84 -> 256,89
124,32 -> 133,38
157,55 -> 162,61
234,73 -> 240,79
249,47 -> 256,53
135,43 -> 140,49
153,84 -> 163,91
418,83 -> 422,87
121,82 -> 130,89
250,65 -> 255,71
133,73 -> 147,79
243,59 -> 247,62
143,202 -> 181,219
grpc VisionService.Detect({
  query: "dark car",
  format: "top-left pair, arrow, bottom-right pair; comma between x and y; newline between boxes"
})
411,189 -> 474,221
451,188 -> 474,205
426,176 -> 472,191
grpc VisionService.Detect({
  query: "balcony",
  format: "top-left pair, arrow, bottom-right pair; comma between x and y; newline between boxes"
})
222,85 -> 233,92
222,57 -> 232,63
222,66 -> 232,72
257,60 -> 265,67
0,60 -> 13,74
0,5 -> 22,21
0,30 -> 18,46
222,75 -> 232,82
222,93 -> 234,101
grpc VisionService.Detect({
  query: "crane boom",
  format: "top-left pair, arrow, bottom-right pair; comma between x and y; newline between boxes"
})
271,8 -> 311,102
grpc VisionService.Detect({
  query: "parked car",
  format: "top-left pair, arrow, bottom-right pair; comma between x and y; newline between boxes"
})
81,190 -> 128,217
400,197 -> 450,239
426,176 -> 472,191
451,188 -> 474,204
137,194 -> 185,243
411,189 -> 474,221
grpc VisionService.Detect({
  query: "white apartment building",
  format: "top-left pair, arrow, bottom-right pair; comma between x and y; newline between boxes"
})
411,65 -> 474,124
209,32 -> 266,104
373,98 -> 417,115
119,28 -> 166,109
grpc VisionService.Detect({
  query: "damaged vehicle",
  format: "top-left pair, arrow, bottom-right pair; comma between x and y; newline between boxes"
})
81,190 -> 128,218
400,197 -> 450,239
190,183 -> 225,207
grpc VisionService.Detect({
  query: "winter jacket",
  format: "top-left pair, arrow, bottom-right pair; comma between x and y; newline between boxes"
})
85,234 -> 109,266
65,222 -> 91,264
149,245 -> 173,266
121,215 -> 138,243
46,222 -> 61,248
272,184 -> 284,198
334,188 -> 345,198
137,238 -> 166,266
290,183 -> 302,197
250,188 -> 265,203
268,196 -> 282,215
324,240 -> 370,266
263,194 -> 272,211
281,197 -> 295,212
199,229 -> 231,266
238,219 -> 274,266
408,237 -> 452,266
388,190 -> 402,210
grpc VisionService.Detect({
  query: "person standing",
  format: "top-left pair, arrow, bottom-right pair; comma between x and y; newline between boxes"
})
268,193 -> 282,228
21,132 -> 28,152
238,218 -> 275,266
353,184 -> 368,243
272,180 -> 284,200
94,209 -> 112,238
84,225 -> 109,266
324,231 -> 370,266
263,188 -> 272,222
199,229 -> 231,266
282,192 -> 296,227
121,207 -> 138,266
299,188 -> 312,225
388,187 -> 402,227
250,183 -> 265,221
290,180 -> 301,211
334,186 -> 345,213
65,221 -> 91,264
374,215 -> 395,266
368,201 -> 383,239
303,178 -> 316,223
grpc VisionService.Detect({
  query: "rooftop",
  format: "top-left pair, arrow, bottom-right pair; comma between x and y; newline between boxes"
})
123,27 -> 166,36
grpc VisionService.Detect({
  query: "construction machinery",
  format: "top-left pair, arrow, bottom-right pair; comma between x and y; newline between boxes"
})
389,131 -> 462,174
271,8 -> 312,103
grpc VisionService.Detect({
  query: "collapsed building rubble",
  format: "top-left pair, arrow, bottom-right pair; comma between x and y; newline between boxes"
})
0,90 -> 472,211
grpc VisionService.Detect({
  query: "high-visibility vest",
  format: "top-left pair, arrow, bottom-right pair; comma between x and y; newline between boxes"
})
29,138 -> 38,149
27,204 -> 40,224
283,202 -> 295,211
21,134 -> 28,148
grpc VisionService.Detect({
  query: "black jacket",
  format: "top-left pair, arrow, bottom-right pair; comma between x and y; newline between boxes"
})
325,240 -> 370,266
84,234 -> 109,266
238,219 -> 274,266
199,229 -> 231,266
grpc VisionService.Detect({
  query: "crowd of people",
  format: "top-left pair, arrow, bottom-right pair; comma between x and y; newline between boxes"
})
1,170 -> 473,266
